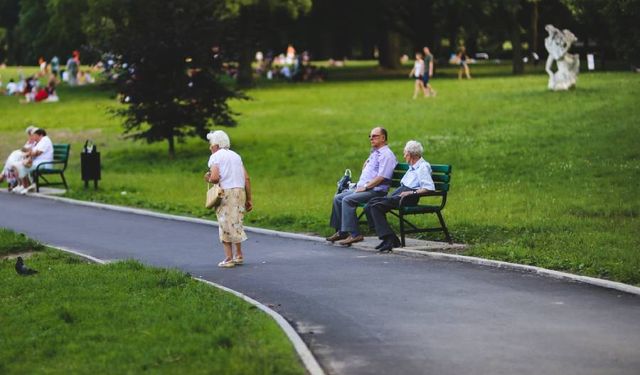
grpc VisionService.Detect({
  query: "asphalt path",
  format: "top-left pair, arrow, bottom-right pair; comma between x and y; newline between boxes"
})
1,192 -> 639,375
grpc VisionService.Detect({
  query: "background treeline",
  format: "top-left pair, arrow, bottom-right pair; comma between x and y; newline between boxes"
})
0,0 -> 638,74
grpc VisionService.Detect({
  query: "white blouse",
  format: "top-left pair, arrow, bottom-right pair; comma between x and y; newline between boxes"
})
208,149 -> 245,189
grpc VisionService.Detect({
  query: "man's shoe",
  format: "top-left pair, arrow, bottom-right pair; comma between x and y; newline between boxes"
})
379,235 -> 401,252
375,240 -> 387,250
12,185 -> 24,194
338,234 -> 364,246
24,183 -> 36,193
391,235 -> 401,248
326,232 -> 349,242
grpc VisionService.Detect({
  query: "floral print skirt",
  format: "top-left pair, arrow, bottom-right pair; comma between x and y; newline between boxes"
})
215,187 -> 248,243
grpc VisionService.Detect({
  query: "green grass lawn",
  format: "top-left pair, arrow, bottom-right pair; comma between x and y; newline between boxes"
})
1,63 -> 639,285
0,229 -> 304,374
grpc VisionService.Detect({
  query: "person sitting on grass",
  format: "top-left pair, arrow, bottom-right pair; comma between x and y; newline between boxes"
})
364,140 -> 435,252
13,128 -> 54,195
0,126 -> 38,191
326,127 -> 397,246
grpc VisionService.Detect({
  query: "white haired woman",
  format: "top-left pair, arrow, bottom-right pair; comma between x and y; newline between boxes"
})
204,130 -> 253,268
1,126 -> 38,191
364,140 -> 435,252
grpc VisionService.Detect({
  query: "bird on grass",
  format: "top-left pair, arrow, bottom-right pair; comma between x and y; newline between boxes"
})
15,256 -> 38,276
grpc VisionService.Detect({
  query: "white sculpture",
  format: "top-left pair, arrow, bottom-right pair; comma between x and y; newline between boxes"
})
545,24 -> 580,91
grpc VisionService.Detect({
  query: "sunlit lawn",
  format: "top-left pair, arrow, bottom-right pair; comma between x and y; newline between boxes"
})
0,229 -> 304,374
1,62 -> 638,284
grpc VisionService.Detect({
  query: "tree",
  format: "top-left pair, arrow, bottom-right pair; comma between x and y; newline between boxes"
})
221,0 -> 311,87
0,0 -> 20,63
564,0 -> 640,67
84,0 -> 244,158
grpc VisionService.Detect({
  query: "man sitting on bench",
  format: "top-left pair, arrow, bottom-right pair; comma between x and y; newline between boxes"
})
326,126 -> 397,246
364,140 -> 434,252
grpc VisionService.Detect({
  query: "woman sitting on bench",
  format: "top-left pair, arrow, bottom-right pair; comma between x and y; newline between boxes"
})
12,128 -> 54,194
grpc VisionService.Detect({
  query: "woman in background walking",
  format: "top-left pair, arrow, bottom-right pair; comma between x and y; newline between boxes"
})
204,130 -> 253,268
409,51 -> 425,99
456,47 -> 472,79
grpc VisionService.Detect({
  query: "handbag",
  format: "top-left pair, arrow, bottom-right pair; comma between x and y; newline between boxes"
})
205,183 -> 223,209
336,169 -> 352,194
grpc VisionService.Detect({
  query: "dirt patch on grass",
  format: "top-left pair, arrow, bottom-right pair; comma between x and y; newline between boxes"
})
0,251 -> 38,260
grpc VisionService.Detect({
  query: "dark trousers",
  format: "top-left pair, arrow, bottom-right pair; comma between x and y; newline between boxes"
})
330,189 -> 386,233
364,186 -> 418,239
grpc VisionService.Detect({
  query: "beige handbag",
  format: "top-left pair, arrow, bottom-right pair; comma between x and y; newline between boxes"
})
205,183 -> 223,209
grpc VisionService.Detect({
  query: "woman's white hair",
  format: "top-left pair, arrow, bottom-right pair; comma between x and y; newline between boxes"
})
206,130 -> 230,149
25,125 -> 37,135
404,140 -> 424,157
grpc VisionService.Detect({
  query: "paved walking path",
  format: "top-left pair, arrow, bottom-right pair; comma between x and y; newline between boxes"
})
1,192 -> 639,375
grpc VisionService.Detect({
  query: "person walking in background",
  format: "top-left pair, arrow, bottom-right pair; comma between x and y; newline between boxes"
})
50,56 -> 60,77
204,130 -> 253,268
66,53 -> 79,86
457,47 -> 472,79
364,140 -> 434,252
38,57 -> 47,76
408,52 -> 425,99
327,126 -> 397,246
422,47 -> 437,97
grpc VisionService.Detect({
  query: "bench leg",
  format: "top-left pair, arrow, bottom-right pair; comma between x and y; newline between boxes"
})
60,172 -> 68,190
436,211 -> 452,244
399,213 -> 406,247
34,172 -> 40,193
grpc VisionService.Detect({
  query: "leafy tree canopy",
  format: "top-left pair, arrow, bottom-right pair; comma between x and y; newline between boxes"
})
84,0 -> 244,157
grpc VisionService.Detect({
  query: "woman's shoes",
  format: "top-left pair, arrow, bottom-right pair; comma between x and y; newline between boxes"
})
217,256 -> 244,268
217,258 -> 236,268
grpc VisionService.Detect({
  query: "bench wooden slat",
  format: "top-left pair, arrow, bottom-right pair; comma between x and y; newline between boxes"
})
431,164 -> 452,173
434,182 -> 449,192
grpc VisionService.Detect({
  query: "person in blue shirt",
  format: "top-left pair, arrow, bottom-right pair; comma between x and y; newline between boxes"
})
364,140 -> 435,252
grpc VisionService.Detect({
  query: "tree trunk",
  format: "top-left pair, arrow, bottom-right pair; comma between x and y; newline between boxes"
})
510,9 -> 524,75
377,30 -> 401,69
235,7 -> 256,88
167,134 -> 175,159
236,46 -> 254,88
531,0 -> 539,59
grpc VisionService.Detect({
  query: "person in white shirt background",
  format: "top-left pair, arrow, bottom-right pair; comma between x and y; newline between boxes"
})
1,126 -> 38,191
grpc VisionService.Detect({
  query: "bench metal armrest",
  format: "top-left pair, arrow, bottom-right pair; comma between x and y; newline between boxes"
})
35,160 -> 64,172
399,190 -> 446,208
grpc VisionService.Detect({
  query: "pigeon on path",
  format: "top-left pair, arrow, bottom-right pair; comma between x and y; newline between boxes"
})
15,256 -> 38,276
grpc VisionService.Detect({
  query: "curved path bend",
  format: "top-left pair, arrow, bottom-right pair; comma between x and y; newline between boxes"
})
1,193 -> 639,375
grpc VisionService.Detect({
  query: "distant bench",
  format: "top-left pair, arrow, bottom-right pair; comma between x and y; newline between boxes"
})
34,144 -> 70,192
358,162 -> 452,246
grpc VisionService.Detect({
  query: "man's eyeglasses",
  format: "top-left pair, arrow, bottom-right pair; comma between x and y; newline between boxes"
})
369,134 -> 381,139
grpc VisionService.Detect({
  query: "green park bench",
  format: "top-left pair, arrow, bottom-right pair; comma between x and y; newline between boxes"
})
33,144 -> 70,192
358,162 -> 453,246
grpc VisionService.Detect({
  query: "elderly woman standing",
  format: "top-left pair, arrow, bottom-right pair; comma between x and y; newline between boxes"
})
364,140 -> 434,252
204,130 -> 253,268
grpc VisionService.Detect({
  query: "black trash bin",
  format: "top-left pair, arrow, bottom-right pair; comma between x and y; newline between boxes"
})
81,140 -> 101,189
